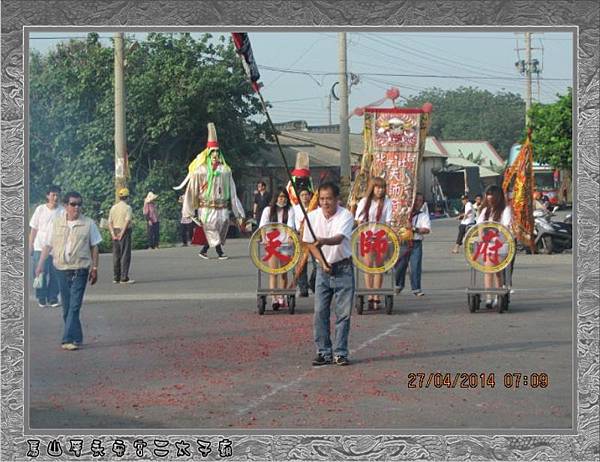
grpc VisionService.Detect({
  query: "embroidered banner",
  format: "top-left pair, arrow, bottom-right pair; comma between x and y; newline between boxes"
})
357,107 -> 431,232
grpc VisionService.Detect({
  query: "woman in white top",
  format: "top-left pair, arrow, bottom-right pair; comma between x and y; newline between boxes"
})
354,177 -> 393,310
259,187 -> 295,309
476,184 -> 514,308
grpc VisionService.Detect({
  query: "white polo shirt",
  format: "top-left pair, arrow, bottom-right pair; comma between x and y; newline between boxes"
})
302,206 -> 354,264
29,204 -> 65,251
293,203 -> 311,231
411,209 -> 431,241
355,197 -> 393,225
461,201 -> 476,225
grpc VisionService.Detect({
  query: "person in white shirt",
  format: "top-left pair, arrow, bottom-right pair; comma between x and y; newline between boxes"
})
394,193 -> 431,297
293,187 -> 315,297
354,177 -> 393,309
29,185 -> 65,308
476,184 -> 514,308
259,187 -> 295,310
303,182 -> 355,367
36,191 -> 102,351
452,195 -> 476,254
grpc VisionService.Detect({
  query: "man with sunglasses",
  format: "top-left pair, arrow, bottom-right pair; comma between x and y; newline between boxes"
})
36,192 -> 102,351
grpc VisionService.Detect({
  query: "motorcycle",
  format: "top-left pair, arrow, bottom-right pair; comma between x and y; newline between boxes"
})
533,207 -> 572,254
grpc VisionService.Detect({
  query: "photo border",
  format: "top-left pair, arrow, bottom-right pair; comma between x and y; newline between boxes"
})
2,1 -> 598,460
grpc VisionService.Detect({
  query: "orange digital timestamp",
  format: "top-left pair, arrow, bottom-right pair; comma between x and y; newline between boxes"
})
407,372 -> 550,389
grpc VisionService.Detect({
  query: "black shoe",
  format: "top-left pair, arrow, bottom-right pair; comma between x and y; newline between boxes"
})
334,356 -> 349,366
198,252 -> 209,260
299,289 -> 309,297
312,354 -> 332,366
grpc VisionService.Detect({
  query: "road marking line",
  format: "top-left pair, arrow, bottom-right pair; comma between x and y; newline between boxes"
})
237,322 -> 408,416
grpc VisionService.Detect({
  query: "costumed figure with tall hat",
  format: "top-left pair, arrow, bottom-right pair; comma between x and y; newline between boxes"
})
174,123 -> 245,260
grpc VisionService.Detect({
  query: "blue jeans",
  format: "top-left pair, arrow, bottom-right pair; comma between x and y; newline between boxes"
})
55,268 -> 89,344
314,261 -> 355,359
394,240 -> 423,292
32,251 -> 60,304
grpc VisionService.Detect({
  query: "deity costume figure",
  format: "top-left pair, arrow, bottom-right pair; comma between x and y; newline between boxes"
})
174,123 -> 244,258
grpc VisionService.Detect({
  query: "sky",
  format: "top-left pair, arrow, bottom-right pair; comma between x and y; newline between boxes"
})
29,30 -> 573,133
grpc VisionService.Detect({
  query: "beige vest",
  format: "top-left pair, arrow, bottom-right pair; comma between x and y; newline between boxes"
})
51,215 -> 94,270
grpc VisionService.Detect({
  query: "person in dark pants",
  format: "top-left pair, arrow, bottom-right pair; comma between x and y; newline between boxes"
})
394,193 -> 431,297
143,191 -> 160,249
108,187 -> 134,283
452,194 -> 475,254
253,181 -> 271,223
35,191 -> 102,351
179,195 -> 193,246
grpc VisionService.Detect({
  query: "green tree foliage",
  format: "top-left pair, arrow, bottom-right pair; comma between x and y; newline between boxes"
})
404,87 -> 525,159
528,89 -> 572,169
29,32 -> 267,227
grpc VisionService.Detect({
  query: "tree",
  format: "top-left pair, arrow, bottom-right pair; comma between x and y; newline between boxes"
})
29,32 -> 268,224
404,87 -> 525,158
528,89 -> 572,170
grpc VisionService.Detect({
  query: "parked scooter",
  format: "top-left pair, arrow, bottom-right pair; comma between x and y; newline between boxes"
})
533,207 -> 572,254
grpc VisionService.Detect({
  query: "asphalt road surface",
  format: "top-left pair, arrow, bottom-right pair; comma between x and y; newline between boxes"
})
29,215 -> 573,431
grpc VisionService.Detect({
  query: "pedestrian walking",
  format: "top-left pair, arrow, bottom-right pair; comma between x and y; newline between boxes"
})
35,191 -> 102,351
452,194 -> 475,254
476,185 -> 514,309
108,187 -> 134,284
394,193 -> 431,297
29,185 -> 65,308
179,195 -> 193,246
302,182 -> 355,367
143,191 -> 160,249
355,177 -> 393,309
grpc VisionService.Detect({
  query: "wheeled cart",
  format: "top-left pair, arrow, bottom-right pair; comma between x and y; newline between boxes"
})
466,265 -> 512,314
256,267 -> 296,315
353,266 -> 396,315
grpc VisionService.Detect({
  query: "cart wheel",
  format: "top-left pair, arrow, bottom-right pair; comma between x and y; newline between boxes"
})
496,294 -> 508,313
355,295 -> 364,315
257,296 -> 266,315
288,295 -> 296,314
468,294 -> 480,313
384,295 -> 393,314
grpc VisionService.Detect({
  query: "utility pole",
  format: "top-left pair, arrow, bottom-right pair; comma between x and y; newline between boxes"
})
338,32 -> 351,202
114,32 -> 127,202
524,32 -> 532,128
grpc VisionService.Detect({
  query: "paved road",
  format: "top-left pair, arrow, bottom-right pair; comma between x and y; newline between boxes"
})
29,215 -> 573,430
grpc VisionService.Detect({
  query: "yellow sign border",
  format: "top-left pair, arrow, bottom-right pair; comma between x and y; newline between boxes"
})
249,223 -> 301,274
464,222 -> 515,273
351,223 -> 400,274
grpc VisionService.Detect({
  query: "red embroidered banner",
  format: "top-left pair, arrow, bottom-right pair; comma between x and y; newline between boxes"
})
362,107 -> 430,231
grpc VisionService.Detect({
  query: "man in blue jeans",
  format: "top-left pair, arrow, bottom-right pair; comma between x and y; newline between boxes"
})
394,193 -> 431,297
36,191 -> 102,351
303,182 -> 355,366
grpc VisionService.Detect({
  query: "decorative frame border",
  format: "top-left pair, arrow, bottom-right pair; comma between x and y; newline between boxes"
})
2,1 -> 598,460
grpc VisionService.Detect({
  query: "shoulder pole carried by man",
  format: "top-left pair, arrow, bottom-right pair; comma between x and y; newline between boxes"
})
232,32 -> 330,272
